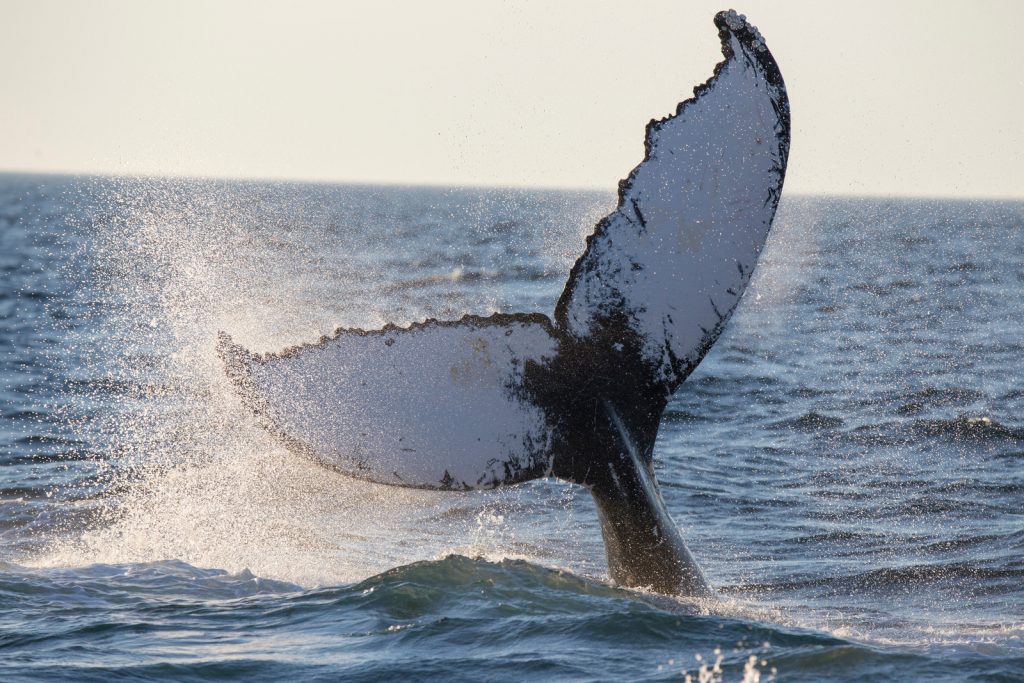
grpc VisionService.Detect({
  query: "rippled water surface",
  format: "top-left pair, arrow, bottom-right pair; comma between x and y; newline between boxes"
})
1,174 -> 1022,681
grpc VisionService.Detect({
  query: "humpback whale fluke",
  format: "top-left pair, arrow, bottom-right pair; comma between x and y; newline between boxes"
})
218,10 -> 789,597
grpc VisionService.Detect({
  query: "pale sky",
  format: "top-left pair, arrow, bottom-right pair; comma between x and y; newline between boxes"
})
2,0 -> 1022,197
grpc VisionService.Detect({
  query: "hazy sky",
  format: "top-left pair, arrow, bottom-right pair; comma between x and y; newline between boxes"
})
2,0 -> 1022,197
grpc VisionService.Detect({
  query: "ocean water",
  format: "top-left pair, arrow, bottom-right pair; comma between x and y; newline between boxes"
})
1,173 -> 1022,681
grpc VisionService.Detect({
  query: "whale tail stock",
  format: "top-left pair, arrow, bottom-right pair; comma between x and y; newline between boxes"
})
217,11 -> 789,597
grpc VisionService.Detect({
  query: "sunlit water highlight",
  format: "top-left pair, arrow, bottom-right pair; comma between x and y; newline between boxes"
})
1,174 -> 1022,681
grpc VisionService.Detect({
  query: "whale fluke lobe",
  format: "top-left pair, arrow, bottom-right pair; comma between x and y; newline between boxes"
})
557,9 -> 789,397
218,315 -> 562,490
218,11 -> 788,597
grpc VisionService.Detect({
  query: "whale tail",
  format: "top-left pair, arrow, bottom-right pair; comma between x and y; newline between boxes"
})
218,11 -> 789,595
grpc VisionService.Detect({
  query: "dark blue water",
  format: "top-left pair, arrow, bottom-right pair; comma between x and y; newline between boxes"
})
2,173 -> 1022,681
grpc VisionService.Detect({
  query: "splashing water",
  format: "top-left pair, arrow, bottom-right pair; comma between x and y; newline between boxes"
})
34,177 -> 607,586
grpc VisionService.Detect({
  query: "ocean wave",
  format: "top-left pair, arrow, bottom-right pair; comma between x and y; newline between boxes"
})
0,555 -> 853,682
0,560 -> 301,604
769,411 -> 844,432
894,386 -> 985,416
910,415 -> 1024,442
840,415 -> 1024,448
8,555 -> 1018,681
746,561 -> 1024,594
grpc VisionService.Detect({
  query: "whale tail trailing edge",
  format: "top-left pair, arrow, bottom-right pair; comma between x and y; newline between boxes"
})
218,11 -> 789,593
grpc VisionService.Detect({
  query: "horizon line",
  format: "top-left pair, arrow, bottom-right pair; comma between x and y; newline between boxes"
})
1,168 -> 1022,204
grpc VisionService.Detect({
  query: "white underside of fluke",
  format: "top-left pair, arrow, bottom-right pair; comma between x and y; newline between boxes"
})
218,11 -> 789,491
219,317 -> 559,490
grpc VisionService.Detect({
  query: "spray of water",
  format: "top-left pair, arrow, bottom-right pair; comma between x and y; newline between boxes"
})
36,177 -> 597,585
